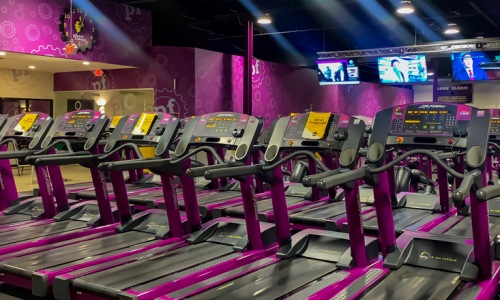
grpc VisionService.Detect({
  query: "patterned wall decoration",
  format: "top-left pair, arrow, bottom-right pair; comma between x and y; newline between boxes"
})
54,47 -> 413,121
0,0 -> 152,66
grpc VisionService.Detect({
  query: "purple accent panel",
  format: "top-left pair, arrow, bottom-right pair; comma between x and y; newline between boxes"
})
469,188 -> 492,280
124,149 -> 138,183
426,158 -> 433,178
372,170 -> 396,256
270,167 -> 291,246
160,173 -> 184,238
179,159 -> 201,231
35,165 -> 57,218
239,173 -> 263,250
133,150 -> 144,179
0,272 -> 32,290
88,166 -> 114,225
385,152 -> 396,203
307,157 -> 320,201
414,210 -> 458,232
45,147 -> 68,212
243,18 -> 253,115
437,164 -> 450,213
205,153 -> 219,190
0,145 -> 19,209
252,151 -> 265,194
344,181 -> 368,267
0,0 -> 152,66
108,152 -> 132,223
457,263 -> 500,299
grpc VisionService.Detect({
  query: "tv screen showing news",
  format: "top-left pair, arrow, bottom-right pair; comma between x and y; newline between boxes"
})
451,51 -> 500,82
317,59 -> 360,85
378,55 -> 428,84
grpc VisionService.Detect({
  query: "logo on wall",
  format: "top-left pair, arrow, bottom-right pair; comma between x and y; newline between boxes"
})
86,73 -> 115,90
1,70 -> 36,92
154,88 -> 189,118
60,7 -> 96,52
115,5 -> 151,33
252,59 -> 266,89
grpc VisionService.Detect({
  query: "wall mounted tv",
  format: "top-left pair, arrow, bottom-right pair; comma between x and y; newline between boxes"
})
317,59 -> 360,85
451,51 -> 500,82
377,55 -> 428,84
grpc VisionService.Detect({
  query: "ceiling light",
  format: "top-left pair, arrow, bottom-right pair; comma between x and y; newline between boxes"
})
257,14 -> 272,25
396,1 -> 415,14
427,72 -> 435,76
444,23 -> 460,35
28,65 -> 36,69
82,61 -> 90,65
96,98 -> 107,106
0,51 -> 6,56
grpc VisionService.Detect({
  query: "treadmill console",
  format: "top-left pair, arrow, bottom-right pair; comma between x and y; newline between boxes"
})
105,116 -> 123,132
490,118 -> 500,142
265,112 -> 366,169
369,103 -> 491,167
0,112 -> 53,149
176,112 -> 262,161
42,110 -> 109,151
105,112 -> 180,157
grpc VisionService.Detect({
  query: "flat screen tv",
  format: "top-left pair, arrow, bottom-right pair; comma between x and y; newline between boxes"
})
317,59 -> 360,85
451,51 -> 500,82
377,55 -> 428,84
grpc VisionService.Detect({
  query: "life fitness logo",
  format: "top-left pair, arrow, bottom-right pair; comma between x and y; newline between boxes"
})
154,88 -> 189,118
252,59 -> 266,89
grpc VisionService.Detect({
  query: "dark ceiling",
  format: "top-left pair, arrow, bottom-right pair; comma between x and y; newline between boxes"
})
109,0 -> 500,66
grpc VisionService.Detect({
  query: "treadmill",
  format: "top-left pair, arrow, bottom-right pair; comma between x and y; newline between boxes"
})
0,110 -> 133,272
316,103 -> 500,299
173,112 -> 387,300
45,112 -> 276,299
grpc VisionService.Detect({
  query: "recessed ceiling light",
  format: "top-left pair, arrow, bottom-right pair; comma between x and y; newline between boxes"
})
0,51 -> 6,56
257,14 -> 272,25
82,61 -> 90,65
444,23 -> 460,35
396,1 -> 415,14
28,65 -> 36,69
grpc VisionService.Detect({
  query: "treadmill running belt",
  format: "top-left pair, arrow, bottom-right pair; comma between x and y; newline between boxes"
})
445,217 -> 500,238
290,202 -> 347,225
224,197 -> 304,217
72,243 -> 234,298
0,214 -> 31,225
187,258 -> 337,300
0,231 -> 156,277
74,184 -> 156,199
363,209 -> 432,232
180,191 -> 242,206
361,266 -> 460,300
0,221 -> 87,246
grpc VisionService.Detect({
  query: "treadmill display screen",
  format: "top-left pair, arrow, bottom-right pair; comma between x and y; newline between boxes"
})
390,105 -> 458,136
58,112 -> 93,132
14,113 -> 38,132
285,113 -> 332,140
491,119 -> 500,134
195,113 -> 242,137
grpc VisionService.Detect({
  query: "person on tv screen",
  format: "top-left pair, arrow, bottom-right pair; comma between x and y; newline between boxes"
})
334,63 -> 349,82
453,52 -> 488,81
324,66 -> 332,81
385,59 -> 406,83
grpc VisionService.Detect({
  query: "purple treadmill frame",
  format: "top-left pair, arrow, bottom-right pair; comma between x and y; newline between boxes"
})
0,145 -> 19,209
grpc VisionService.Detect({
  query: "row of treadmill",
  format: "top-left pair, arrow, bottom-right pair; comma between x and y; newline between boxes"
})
0,102 -> 499,300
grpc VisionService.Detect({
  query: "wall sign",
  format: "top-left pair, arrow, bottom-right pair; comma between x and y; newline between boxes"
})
60,7 -> 96,53
433,83 -> 473,103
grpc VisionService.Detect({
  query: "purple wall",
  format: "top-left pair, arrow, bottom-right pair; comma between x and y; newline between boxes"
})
54,47 -> 413,121
0,0 -> 152,66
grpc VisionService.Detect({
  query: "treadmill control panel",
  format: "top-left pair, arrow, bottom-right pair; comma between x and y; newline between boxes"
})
106,116 -> 123,131
385,103 -> 476,149
105,112 -> 180,157
490,118 -> 500,141
176,112 -> 262,161
42,110 -> 108,151
0,112 -> 53,149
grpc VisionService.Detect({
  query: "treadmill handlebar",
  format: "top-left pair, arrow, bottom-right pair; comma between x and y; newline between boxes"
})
303,169 -> 341,187
25,151 -> 93,165
35,154 -> 98,166
436,151 -> 458,160
99,157 -> 167,172
204,164 -> 263,179
317,167 -> 367,190
0,149 -> 37,160
34,139 -> 74,155
452,170 -> 481,202
477,184 -> 500,201
186,162 -> 244,177
99,143 -> 143,161
489,142 -> 500,152
0,138 -> 18,149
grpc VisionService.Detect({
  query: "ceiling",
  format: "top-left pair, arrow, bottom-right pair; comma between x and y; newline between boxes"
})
107,0 -> 500,66
0,51 -> 134,73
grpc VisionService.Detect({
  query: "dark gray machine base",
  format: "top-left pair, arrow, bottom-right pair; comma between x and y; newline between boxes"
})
361,266 -> 460,300
346,208 -> 433,234
0,220 -> 86,246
